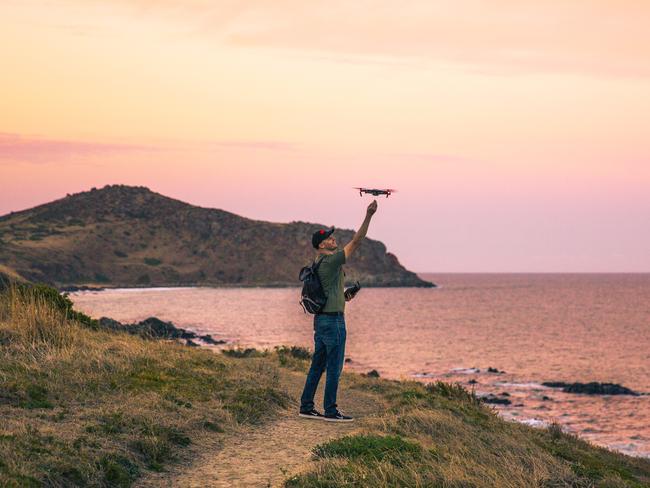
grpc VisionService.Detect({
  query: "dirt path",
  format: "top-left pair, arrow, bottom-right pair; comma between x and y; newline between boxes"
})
138,369 -> 387,487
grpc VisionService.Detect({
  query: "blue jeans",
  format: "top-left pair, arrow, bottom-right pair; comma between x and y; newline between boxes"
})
300,314 -> 346,416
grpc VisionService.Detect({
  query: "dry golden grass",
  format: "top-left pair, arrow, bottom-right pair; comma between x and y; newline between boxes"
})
285,374 -> 650,487
0,264 -> 24,283
0,285 -> 290,487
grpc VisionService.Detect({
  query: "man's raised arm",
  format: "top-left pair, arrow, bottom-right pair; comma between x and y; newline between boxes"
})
344,200 -> 378,259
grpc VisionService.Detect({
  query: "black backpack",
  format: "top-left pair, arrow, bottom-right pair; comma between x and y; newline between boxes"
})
298,256 -> 327,314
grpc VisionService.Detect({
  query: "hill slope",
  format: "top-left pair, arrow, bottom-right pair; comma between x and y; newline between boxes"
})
0,185 -> 433,288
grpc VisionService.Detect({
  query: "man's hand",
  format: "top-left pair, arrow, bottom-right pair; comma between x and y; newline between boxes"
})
367,200 -> 378,216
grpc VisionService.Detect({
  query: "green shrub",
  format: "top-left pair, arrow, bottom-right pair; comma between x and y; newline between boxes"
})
202,421 -> 224,433
19,384 -> 53,409
100,454 -> 140,487
10,283 -> 97,329
136,274 -> 151,285
222,386 -> 289,424
130,424 -> 190,470
275,345 -> 311,360
222,348 -> 267,358
144,258 -> 162,266
313,434 -> 423,464
94,272 -> 111,283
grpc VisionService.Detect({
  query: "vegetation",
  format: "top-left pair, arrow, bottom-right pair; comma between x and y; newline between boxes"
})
0,284 -> 290,486
1,281 -> 648,487
284,374 -> 650,487
222,347 -> 268,358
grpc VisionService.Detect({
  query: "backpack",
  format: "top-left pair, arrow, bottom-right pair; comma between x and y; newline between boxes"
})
298,256 -> 327,314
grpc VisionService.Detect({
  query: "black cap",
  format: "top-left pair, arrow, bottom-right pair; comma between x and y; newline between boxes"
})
311,227 -> 335,249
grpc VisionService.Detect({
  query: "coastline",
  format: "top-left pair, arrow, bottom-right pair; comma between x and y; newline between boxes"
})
68,279 -> 650,460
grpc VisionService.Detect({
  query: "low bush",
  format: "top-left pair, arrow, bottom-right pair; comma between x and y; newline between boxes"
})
222,347 -> 267,358
313,434 -> 423,464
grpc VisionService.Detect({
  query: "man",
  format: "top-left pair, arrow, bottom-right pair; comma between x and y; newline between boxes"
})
299,199 -> 378,422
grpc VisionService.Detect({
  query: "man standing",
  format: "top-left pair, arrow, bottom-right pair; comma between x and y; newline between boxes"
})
299,200 -> 378,422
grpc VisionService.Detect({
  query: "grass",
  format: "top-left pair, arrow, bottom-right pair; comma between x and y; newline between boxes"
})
285,373 -> 650,487
0,284 -> 290,486
1,282 -> 649,487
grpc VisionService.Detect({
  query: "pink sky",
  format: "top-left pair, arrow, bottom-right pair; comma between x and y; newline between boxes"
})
1,0 -> 649,272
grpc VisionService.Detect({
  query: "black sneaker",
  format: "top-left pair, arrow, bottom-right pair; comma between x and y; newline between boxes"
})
299,409 -> 325,420
323,410 -> 354,422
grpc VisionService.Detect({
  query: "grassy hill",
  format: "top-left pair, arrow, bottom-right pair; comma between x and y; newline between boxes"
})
1,284 -> 649,487
0,283 -> 291,486
0,185 -> 432,288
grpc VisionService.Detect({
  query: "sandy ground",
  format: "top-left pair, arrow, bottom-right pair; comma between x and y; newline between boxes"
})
137,368 -> 387,488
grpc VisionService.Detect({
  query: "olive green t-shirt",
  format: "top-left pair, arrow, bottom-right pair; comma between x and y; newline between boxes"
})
316,249 -> 346,313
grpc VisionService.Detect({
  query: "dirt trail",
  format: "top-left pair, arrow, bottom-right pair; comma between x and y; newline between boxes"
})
138,369 -> 387,487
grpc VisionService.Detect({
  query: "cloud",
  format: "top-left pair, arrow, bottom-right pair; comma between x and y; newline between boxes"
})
0,133 -> 158,164
56,0 -> 650,78
0,133 -> 297,165
207,140 -> 296,151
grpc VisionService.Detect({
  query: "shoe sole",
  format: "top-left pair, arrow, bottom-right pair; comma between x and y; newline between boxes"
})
323,417 -> 354,422
298,413 -> 325,420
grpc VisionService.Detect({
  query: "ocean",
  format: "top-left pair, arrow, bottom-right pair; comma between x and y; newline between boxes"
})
69,273 -> 650,458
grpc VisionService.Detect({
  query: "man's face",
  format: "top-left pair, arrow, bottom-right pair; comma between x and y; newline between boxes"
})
319,235 -> 337,251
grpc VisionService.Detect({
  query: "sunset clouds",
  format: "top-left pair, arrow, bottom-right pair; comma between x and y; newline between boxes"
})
49,0 -> 650,77
1,0 -> 648,271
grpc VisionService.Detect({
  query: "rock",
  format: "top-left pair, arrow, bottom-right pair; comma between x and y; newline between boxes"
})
542,382 -> 639,396
59,285 -> 105,292
133,317 -> 185,338
199,334 -> 227,345
487,367 -> 505,374
500,392 -> 510,397
344,358 -> 352,363
480,394 -> 511,405
365,370 -> 380,378
98,317 -> 124,331
98,316 -> 204,343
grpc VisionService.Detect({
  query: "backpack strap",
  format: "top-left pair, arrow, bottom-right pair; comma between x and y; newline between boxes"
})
313,255 -> 325,270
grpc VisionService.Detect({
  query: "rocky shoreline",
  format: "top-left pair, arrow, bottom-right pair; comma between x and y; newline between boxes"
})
541,381 -> 641,396
97,316 -> 226,346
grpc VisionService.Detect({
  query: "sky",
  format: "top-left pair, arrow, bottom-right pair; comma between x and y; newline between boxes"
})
1,0 -> 649,272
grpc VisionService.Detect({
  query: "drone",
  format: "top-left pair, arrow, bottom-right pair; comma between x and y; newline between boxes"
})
354,187 -> 397,198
